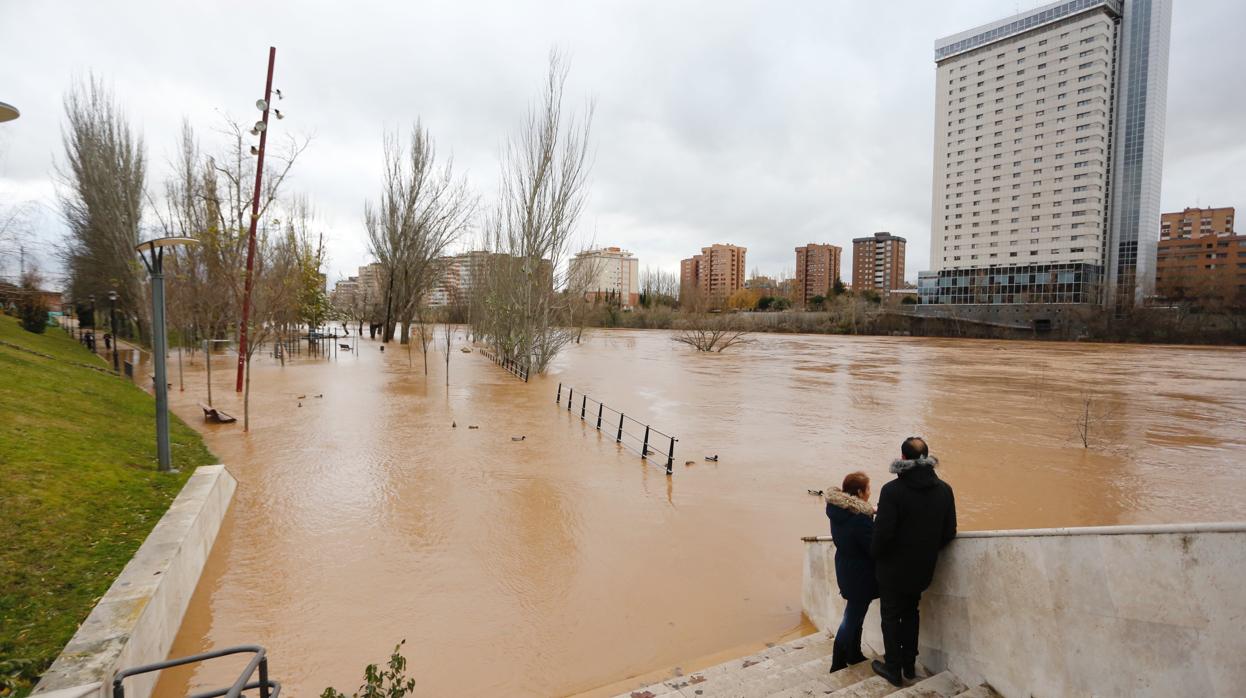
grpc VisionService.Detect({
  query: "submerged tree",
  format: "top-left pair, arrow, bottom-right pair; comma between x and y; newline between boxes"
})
365,123 -> 475,354
473,50 -> 595,373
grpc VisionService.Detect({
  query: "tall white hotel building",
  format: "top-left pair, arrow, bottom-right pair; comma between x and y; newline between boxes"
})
920,0 -> 1171,311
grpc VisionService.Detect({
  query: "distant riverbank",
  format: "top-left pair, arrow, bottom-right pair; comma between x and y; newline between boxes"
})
577,302 -> 1246,345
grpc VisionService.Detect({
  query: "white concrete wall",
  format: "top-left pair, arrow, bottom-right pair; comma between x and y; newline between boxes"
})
802,522 -> 1246,698
33,465 -> 237,698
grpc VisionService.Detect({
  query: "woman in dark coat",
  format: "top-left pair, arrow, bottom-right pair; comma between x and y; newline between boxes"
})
825,471 -> 879,672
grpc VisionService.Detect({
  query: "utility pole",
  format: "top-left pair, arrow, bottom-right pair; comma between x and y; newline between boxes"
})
236,46 -> 277,392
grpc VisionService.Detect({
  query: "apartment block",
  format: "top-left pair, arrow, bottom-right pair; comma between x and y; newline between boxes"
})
427,250 -> 501,307
852,233 -> 906,293
1156,206 -> 1244,303
568,247 -> 640,308
925,0 -> 1171,308
680,244 -> 746,300
794,244 -> 842,308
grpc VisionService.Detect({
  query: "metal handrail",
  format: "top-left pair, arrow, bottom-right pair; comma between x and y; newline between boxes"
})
112,645 -> 278,698
556,383 -> 678,474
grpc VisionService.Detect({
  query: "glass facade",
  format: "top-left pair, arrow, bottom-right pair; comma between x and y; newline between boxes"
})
1106,0 -> 1170,307
918,263 -> 1102,305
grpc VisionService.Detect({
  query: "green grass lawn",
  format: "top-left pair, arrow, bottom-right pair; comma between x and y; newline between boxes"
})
0,316 -> 216,695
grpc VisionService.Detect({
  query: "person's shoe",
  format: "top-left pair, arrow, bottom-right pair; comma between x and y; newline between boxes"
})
903,664 -> 917,680
871,660 -> 905,687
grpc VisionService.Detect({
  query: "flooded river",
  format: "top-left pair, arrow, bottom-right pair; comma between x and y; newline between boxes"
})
155,330 -> 1246,696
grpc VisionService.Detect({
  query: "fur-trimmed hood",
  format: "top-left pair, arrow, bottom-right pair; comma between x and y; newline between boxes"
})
889,455 -> 939,475
824,487 -> 874,516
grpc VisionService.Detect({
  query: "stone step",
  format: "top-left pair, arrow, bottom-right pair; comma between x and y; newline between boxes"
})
826,675 -> 900,698
951,685 -> 1002,698
617,634 -> 834,698
889,671 -> 967,697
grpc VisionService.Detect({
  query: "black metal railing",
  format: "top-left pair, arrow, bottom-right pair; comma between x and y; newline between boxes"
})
479,347 -> 530,382
112,645 -> 279,698
556,383 -> 678,474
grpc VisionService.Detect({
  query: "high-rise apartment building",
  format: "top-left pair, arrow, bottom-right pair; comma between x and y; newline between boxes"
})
568,247 -> 640,308
357,263 -> 386,304
427,250 -> 500,307
794,244 -> 842,308
852,233 -> 906,293
923,0 -> 1170,309
1156,206 -> 1244,303
680,244 -> 746,301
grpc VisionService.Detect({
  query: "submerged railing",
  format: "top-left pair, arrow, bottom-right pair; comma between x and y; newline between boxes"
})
479,347 -> 530,382
556,383 -> 678,474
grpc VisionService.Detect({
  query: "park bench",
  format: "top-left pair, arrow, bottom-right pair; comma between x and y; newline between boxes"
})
199,403 -> 237,424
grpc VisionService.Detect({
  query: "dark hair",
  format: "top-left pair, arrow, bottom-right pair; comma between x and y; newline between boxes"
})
842,471 -> 870,497
901,436 -> 929,460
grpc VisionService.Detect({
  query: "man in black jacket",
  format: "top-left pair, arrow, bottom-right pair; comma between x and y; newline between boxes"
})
869,437 -> 957,686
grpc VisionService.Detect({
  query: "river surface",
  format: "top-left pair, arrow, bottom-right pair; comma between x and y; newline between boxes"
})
154,330 -> 1246,696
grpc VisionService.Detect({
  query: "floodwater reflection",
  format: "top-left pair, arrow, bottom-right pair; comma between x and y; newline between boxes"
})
156,330 -> 1246,696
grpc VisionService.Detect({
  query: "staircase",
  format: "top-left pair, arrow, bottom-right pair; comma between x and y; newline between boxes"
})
612,632 -> 999,698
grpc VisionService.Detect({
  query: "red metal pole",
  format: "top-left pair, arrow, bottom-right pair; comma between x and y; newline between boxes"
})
236,46 -> 276,392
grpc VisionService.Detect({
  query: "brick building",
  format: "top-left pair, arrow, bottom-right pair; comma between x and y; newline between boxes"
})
852,232 -> 906,293
1156,206 -> 1243,305
794,244 -> 842,308
680,244 -> 747,302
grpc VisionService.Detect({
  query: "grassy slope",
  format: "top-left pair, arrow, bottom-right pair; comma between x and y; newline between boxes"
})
0,316 -> 216,694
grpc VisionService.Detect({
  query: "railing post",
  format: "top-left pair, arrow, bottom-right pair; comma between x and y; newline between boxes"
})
557,382 -> 562,403
581,395 -> 587,419
666,438 -> 676,475
642,425 -> 650,459
567,387 -> 573,411
259,655 -> 271,698
596,403 -> 603,430
617,413 -> 624,443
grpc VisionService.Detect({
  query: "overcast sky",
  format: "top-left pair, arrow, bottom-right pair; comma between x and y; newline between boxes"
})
1,0 -> 1243,287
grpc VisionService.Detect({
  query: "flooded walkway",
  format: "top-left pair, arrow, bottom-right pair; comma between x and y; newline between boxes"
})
155,330 -> 1246,696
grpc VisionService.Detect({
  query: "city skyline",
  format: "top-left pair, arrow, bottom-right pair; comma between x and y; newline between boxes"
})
0,1 -> 1242,288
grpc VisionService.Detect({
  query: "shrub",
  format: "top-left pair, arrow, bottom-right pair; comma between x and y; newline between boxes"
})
18,274 -> 48,334
321,641 -> 416,698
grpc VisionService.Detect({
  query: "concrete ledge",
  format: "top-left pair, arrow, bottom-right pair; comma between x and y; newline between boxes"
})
801,520 -> 1246,543
803,522 -> 1246,697
33,465 -> 237,698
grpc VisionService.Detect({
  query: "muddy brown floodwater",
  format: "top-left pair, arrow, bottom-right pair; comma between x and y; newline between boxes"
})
154,330 -> 1246,697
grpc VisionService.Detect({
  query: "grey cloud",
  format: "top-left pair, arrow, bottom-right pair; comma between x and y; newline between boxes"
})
1,0 -> 1243,285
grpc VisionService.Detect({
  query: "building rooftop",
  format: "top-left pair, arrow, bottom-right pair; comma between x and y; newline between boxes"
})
934,0 -> 1121,62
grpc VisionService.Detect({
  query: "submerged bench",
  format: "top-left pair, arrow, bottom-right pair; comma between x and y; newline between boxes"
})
199,403 -> 237,424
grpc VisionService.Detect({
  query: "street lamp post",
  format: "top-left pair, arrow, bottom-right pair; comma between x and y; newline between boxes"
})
87,294 -> 96,351
136,237 -> 199,472
236,46 -> 279,393
108,290 -> 120,373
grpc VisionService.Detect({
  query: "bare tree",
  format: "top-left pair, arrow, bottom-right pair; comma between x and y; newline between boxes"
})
473,50 -> 595,373
640,266 -> 679,308
1033,373 -> 1120,449
156,118 -> 309,347
672,288 -> 751,352
238,207 -> 315,430
365,123 -> 475,356
57,75 -> 146,336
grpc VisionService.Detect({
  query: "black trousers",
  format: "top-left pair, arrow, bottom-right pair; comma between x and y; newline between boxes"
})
879,588 -> 922,671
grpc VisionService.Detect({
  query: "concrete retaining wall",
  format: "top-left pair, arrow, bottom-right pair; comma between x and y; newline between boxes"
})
802,522 -> 1246,697
33,465 -> 237,698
